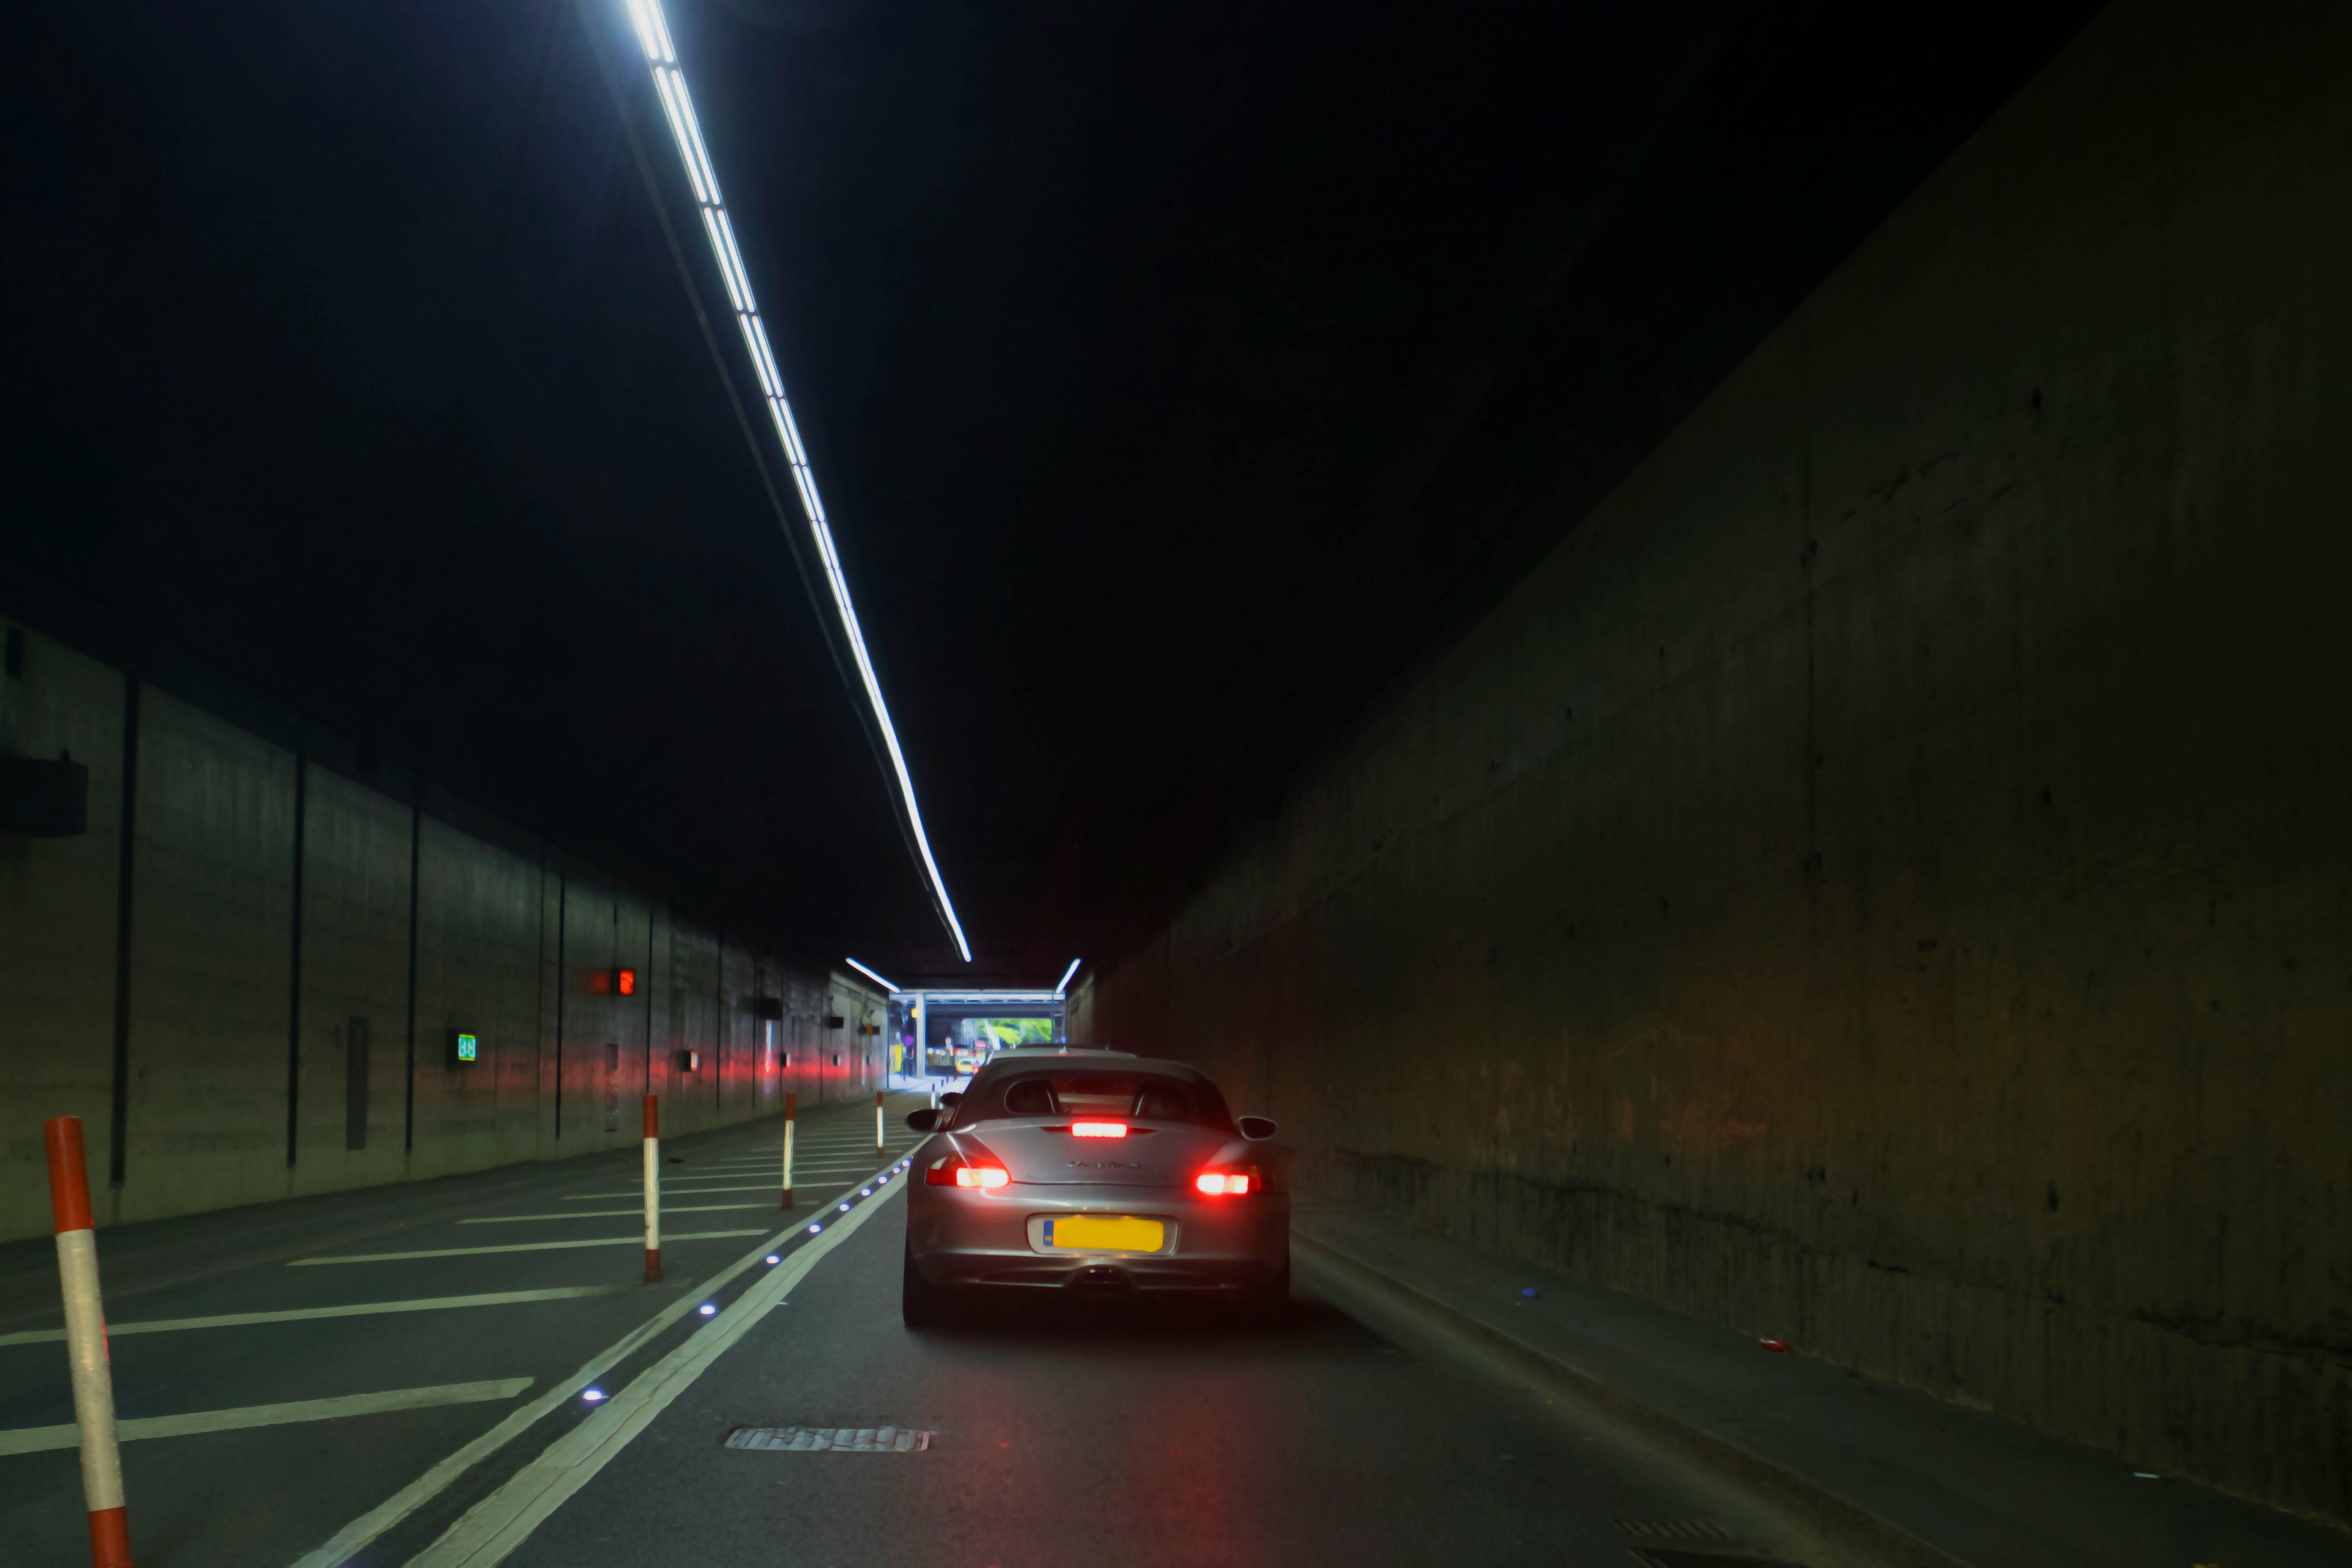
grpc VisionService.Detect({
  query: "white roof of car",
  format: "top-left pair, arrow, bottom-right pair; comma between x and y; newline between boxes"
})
993,1046 -> 1134,1058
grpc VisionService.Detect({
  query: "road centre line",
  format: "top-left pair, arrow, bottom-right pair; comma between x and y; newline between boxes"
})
0,1287 -> 639,1348
290,1231 -> 766,1265
408,1177 -> 907,1565
0,1379 -> 533,1457
459,1205 -> 768,1224
290,1152 -> 909,1568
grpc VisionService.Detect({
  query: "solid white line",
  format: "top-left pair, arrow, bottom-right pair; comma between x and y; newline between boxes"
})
458,1205 -> 767,1224
0,1287 -> 637,1348
289,1154 -> 903,1568
408,1180 -> 906,1565
289,1231 -> 765,1265
561,1183 -> 816,1199
0,1379 -> 533,1456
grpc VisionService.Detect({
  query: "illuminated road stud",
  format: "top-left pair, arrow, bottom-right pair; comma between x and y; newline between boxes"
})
44,1117 -> 132,1568
699,1303 -> 718,1317
808,1223 -> 821,1234
766,1254 -> 781,1265
582,1388 -> 607,1403
838,1202 -> 850,1212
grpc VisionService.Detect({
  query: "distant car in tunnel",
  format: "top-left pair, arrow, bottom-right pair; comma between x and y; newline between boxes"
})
900,1048 -> 1287,1324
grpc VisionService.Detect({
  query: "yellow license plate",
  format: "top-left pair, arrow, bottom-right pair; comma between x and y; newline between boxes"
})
1042,1216 -> 1164,1253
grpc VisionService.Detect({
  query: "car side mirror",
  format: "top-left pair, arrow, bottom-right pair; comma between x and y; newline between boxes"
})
940,1092 -> 963,1109
905,1109 -> 940,1133
1238,1116 -> 1278,1141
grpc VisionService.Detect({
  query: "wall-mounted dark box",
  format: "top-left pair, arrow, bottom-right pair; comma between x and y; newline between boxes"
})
0,753 -> 88,837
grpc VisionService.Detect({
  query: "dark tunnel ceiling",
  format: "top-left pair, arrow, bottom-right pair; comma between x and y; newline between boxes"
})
4,0 -> 2100,984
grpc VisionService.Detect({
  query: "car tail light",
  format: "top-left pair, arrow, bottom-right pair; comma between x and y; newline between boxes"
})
1070,1121 -> 1128,1138
926,1142 -> 1011,1189
1194,1166 -> 1257,1196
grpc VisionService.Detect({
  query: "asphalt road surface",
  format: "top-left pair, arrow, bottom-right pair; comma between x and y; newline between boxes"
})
2,1091 -> 1807,1566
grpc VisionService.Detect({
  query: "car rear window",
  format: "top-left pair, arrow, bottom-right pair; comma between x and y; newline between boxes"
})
988,1073 -> 1232,1130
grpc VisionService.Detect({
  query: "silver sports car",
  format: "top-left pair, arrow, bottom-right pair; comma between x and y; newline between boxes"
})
901,1047 -> 1288,1323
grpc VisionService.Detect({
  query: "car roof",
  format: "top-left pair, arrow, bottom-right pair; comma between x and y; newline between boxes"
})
993,1046 -> 1134,1059
973,1047 -> 1211,1082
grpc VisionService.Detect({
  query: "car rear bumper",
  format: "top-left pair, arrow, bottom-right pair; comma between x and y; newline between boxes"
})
908,1180 -> 1289,1295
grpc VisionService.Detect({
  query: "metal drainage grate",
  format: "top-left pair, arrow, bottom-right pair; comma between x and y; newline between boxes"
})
725,1425 -> 931,1453
1617,1520 -> 1735,1543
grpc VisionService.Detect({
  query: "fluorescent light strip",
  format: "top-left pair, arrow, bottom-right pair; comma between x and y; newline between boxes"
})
844,956 -> 900,993
621,0 -> 971,963
1054,958 -> 1081,995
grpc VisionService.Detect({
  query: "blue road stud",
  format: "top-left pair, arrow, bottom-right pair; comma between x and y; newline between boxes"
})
808,1223 -> 821,1234
1518,1287 -> 1540,1299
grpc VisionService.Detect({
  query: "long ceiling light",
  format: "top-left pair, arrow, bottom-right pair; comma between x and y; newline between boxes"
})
844,956 -> 901,994
620,0 -> 971,963
1054,958 -> 1082,995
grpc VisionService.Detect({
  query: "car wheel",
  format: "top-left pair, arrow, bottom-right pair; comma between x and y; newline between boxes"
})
902,1245 -> 952,1328
1249,1246 -> 1291,1322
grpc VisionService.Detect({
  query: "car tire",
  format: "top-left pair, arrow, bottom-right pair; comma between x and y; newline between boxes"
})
902,1245 -> 952,1328
1249,1246 -> 1291,1322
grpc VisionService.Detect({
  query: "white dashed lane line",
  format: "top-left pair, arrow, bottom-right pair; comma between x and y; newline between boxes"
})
0,1287 -> 641,1348
459,1205 -> 770,1223
289,1231 -> 768,1265
404,1178 -> 908,1566
0,1379 -> 534,1455
293,1151 -> 916,1568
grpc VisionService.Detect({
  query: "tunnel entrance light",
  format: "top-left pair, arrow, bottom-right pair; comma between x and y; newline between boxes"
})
620,0 -> 971,964
844,957 -> 900,993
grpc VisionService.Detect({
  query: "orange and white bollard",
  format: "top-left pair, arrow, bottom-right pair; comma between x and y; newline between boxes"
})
779,1090 -> 796,1209
641,1095 -> 662,1285
875,1090 -> 886,1159
45,1116 -> 133,1568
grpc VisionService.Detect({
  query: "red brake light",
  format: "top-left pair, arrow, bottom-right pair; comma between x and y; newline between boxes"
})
926,1142 -> 1012,1189
1194,1169 -> 1254,1196
1070,1121 -> 1128,1138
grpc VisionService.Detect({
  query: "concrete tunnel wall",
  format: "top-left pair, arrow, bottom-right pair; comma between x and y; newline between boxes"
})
1091,0 -> 2352,1527
0,624 -> 891,1244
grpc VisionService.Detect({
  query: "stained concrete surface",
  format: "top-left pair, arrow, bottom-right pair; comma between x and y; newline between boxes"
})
0,619 -> 894,1243
1088,0 -> 2352,1527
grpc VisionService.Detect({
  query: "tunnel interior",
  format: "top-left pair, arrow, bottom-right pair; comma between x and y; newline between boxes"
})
2,0 -> 2347,1557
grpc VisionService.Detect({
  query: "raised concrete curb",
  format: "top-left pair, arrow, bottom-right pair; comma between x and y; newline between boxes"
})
1293,1223 -> 1966,1568
1291,1200 -> 2352,1568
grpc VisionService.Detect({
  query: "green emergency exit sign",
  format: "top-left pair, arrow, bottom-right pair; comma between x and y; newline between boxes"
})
449,1030 -> 481,1067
